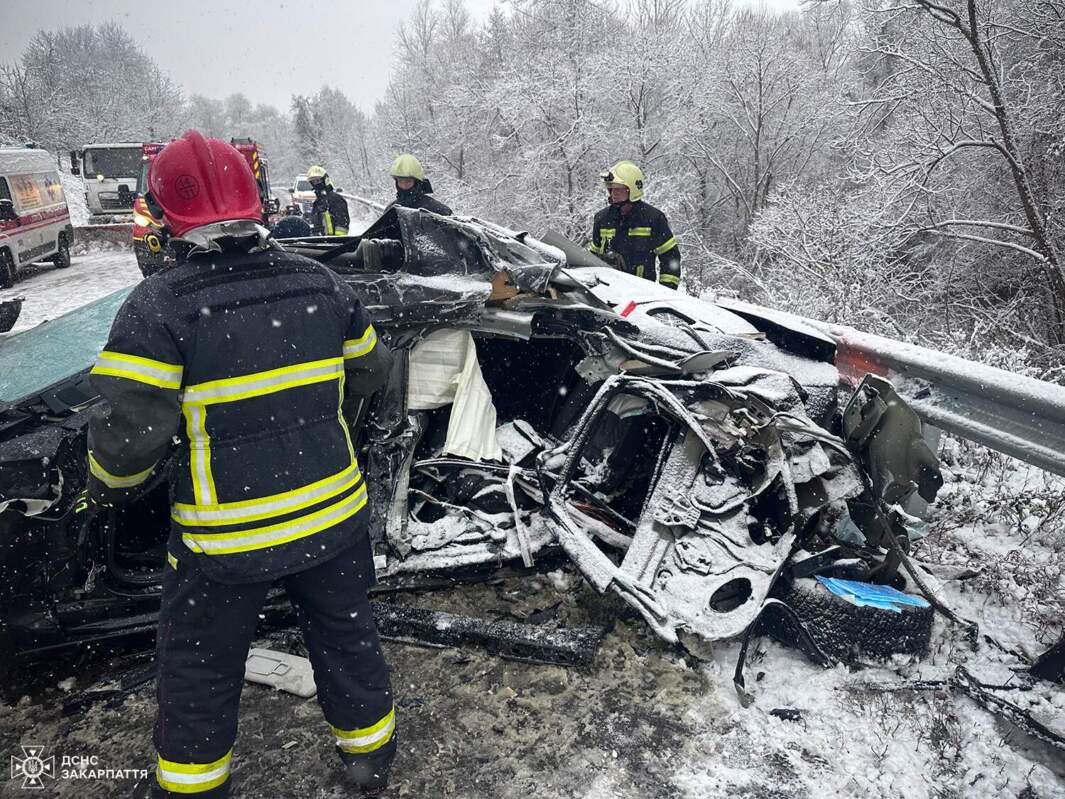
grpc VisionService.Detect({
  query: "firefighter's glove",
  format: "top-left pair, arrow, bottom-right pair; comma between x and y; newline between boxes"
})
601,250 -> 625,270
73,489 -> 111,516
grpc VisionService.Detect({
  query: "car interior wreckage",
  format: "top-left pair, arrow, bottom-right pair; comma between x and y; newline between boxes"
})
7,204 -> 1043,703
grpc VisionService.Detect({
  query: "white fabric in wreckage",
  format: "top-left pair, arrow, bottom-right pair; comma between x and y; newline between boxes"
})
407,329 -> 503,462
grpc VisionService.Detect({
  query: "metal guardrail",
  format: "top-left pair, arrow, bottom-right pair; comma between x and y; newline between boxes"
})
338,193 -> 386,213
808,320 -> 1065,478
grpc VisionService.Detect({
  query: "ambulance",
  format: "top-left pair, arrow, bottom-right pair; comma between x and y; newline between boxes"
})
0,147 -> 74,288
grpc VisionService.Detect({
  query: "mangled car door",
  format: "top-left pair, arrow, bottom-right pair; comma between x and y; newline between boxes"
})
545,369 -> 867,646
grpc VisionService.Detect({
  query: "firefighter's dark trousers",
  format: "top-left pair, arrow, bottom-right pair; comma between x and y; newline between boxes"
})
151,542 -> 395,798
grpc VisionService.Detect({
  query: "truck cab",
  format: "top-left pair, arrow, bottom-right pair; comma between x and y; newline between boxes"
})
71,143 -> 142,223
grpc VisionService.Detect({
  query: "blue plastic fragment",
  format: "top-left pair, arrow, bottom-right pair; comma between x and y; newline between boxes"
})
814,576 -> 931,614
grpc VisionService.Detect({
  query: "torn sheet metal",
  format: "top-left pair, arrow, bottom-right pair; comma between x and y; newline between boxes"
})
546,372 -> 866,646
358,207 -> 558,294
408,329 -> 502,462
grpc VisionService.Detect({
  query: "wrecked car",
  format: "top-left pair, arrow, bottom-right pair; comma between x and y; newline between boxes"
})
0,206 -> 944,674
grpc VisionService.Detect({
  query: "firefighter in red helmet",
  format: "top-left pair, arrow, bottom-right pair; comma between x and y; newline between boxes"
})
84,130 -> 396,798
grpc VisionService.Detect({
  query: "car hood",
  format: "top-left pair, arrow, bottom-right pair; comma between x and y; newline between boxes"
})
0,287 -> 133,407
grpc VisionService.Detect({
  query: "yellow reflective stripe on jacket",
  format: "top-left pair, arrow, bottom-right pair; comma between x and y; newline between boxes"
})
334,227 -> 348,236
659,273 -> 681,286
91,351 -> 183,390
323,210 -> 335,235
588,242 -> 603,255
88,451 -> 156,489
167,552 -> 178,570
628,227 -> 652,237
343,327 -> 378,360
183,358 -> 344,405
182,482 -> 367,555
172,462 -> 361,527
331,706 -> 396,754
600,227 -> 616,246
156,751 -> 231,794
183,404 -> 217,506
654,236 -> 678,255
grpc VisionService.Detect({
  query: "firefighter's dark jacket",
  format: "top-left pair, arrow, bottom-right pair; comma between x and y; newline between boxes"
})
312,188 -> 350,235
86,244 -> 393,584
389,179 -> 453,216
590,200 -> 681,288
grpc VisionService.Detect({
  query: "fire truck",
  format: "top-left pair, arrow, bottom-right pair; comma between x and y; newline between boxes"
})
132,138 -> 280,277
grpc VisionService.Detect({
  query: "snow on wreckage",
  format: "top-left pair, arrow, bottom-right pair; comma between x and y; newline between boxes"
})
1,205 -> 945,694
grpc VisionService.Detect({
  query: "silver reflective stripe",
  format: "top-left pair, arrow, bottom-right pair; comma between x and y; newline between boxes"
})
344,327 -> 377,360
335,714 -> 396,751
183,483 -> 367,555
172,463 -> 361,526
156,762 -> 231,789
184,404 -> 216,506
183,359 -> 344,405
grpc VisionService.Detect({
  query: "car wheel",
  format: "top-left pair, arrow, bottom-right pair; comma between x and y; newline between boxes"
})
764,576 -> 934,663
0,249 -> 15,288
52,235 -> 72,269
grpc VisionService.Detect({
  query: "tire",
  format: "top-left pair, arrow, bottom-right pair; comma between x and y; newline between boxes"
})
0,249 -> 15,289
52,235 -> 71,268
765,576 -> 934,663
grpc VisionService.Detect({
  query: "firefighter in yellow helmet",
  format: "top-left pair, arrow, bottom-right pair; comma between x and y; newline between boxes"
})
307,165 -> 350,235
387,154 -> 453,216
589,161 -> 681,289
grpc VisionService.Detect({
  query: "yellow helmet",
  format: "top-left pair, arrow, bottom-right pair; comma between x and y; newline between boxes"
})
307,165 -> 327,180
601,160 -> 645,202
390,153 -> 425,182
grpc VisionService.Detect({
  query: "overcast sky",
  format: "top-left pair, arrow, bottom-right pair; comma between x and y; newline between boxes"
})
1,0 -> 800,113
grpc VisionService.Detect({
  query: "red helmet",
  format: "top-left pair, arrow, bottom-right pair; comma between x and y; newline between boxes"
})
148,130 -> 262,237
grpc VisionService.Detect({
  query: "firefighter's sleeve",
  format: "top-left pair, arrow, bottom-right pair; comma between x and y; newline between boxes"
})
341,285 -> 393,417
331,194 -> 350,235
651,212 -> 681,289
86,293 -> 184,505
588,216 -> 604,256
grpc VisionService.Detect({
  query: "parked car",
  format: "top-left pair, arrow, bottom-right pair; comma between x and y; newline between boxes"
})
288,174 -> 316,217
0,207 -> 942,673
0,147 -> 75,288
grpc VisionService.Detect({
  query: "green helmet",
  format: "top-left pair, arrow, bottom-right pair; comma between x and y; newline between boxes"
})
390,153 -> 425,182
601,160 -> 645,202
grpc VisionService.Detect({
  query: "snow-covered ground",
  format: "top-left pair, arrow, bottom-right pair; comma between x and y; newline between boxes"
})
0,250 -> 142,335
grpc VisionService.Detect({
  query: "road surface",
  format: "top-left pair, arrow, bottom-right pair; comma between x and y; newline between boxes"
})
0,250 -> 142,335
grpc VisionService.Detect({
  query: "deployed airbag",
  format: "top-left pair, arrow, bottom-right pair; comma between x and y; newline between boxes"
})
407,330 -> 502,461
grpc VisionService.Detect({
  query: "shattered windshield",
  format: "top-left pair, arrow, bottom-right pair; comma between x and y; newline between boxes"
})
0,287 -> 131,403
